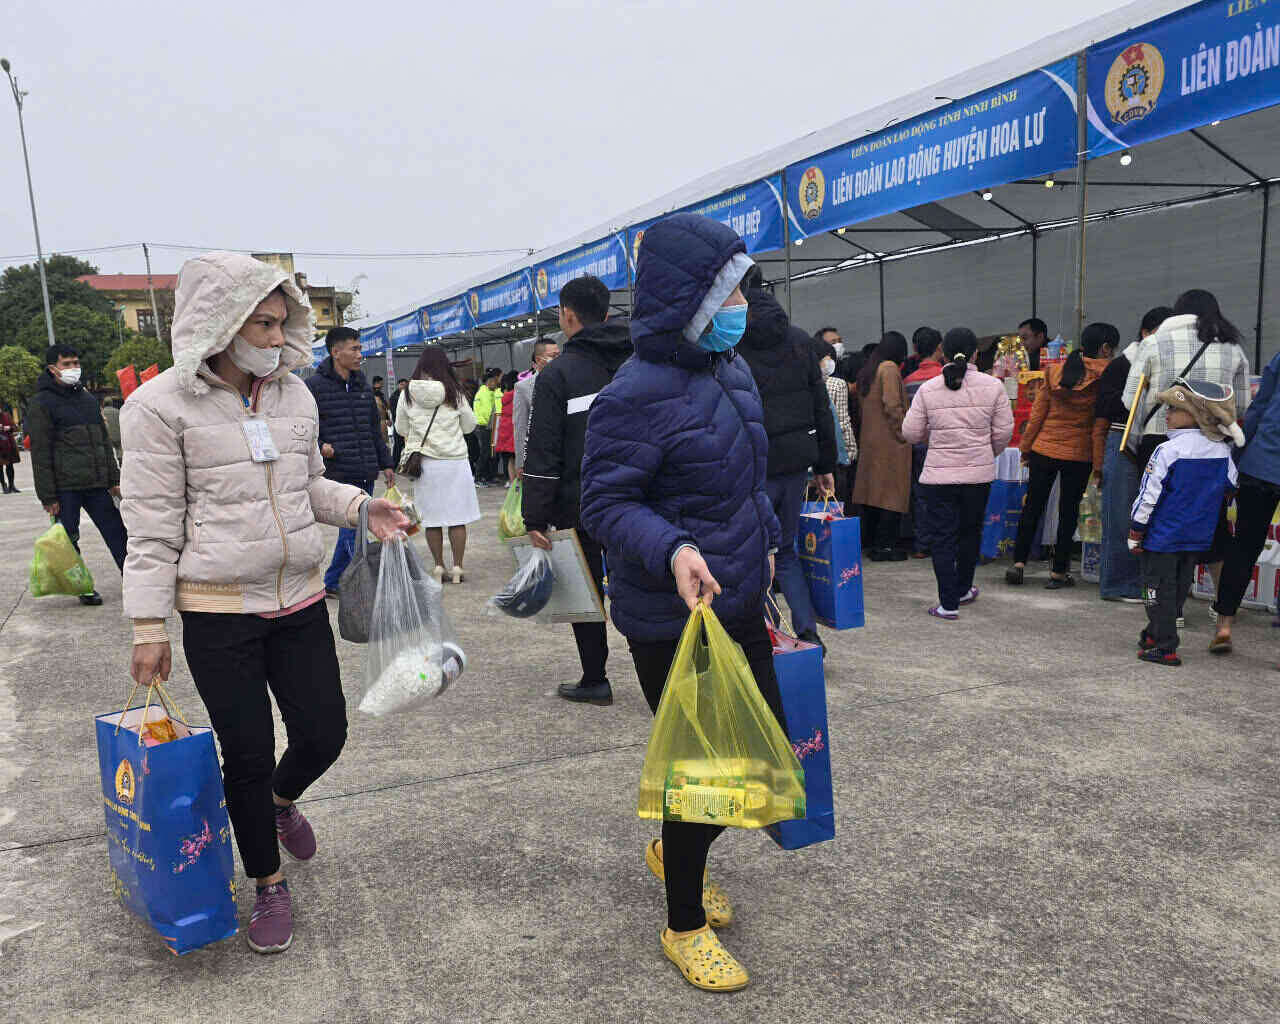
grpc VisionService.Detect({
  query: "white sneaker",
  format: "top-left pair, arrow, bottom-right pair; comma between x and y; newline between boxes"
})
1175,616 -> 1186,628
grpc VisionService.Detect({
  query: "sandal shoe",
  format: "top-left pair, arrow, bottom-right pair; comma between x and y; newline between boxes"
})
646,839 -> 733,927
451,566 -> 465,584
431,565 -> 446,584
1208,634 -> 1233,655
660,925 -> 748,992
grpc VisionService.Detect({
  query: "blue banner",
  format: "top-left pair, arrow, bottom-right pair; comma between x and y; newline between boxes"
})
785,59 -> 1080,236
419,297 -> 474,340
311,340 -> 327,368
467,270 -> 535,327
388,312 -> 421,350
533,235 -> 628,309
358,322 -> 388,356
1086,0 -> 1280,158
627,175 -> 786,267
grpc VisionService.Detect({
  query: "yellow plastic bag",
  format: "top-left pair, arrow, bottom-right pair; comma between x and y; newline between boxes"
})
498,479 -> 526,541
638,603 -> 805,829
29,521 -> 95,597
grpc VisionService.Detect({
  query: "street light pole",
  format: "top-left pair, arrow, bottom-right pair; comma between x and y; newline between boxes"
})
2,58 -> 56,347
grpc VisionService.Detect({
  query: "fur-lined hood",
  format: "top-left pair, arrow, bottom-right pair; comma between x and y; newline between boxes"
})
171,251 -> 314,396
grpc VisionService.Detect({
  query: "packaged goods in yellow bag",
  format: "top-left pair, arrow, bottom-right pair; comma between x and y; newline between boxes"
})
639,603 -> 805,829
498,479 -> 526,541
384,484 -> 422,536
29,521 -> 95,597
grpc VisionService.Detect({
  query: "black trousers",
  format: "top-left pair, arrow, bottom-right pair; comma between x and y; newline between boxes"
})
1214,475 -> 1280,617
573,530 -> 609,685
2,463 -> 14,490
57,487 -> 127,572
919,482 -> 990,611
628,611 -> 786,932
180,601 -> 348,879
861,506 -> 901,552
474,425 -> 493,481
1014,454 -> 1092,574
1142,550 -> 1196,651
910,446 -> 929,553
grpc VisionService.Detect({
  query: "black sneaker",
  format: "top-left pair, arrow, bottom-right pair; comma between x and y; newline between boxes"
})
1138,648 -> 1182,667
1005,566 -> 1025,585
1138,629 -> 1158,651
1044,574 -> 1076,590
79,591 -> 103,606
556,681 -> 613,706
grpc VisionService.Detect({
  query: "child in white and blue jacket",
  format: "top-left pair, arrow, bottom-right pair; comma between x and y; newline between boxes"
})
1129,380 -> 1242,666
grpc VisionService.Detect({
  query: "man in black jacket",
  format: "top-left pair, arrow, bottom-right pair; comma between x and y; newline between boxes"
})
27,344 -> 127,605
737,277 -> 837,647
523,276 -> 632,705
306,327 -> 395,594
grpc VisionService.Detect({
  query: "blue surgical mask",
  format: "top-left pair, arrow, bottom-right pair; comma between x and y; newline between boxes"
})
699,303 -> 748,352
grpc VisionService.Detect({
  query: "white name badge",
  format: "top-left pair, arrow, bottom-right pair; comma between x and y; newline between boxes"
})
241,419 -> 280,463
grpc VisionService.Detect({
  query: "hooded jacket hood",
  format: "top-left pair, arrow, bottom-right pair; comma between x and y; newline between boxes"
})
1049,356 -> 1108,394
171,251 -> 314,396
406,379 -> 447,409
630,214 -> 751,370
738,287 -> 790,355
565,318 -> 633,374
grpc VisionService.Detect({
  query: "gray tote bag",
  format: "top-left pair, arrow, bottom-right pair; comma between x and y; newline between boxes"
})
337,500 -> 380,643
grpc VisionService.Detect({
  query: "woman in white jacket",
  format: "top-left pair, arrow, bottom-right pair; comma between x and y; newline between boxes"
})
396,347 -> 480,582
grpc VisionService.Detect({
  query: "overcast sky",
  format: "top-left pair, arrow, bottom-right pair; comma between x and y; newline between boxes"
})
4,0 -> 1121,321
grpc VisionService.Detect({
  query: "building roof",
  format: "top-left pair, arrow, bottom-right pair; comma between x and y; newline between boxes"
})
76,274 -> 178,291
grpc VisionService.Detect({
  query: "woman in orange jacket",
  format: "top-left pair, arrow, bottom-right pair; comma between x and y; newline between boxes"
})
1005,324 -> 1116,588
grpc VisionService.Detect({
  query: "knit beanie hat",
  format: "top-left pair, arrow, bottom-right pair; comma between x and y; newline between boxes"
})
1155,379 -> 1245,446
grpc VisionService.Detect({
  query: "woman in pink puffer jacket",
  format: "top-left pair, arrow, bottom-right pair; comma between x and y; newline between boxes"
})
902,328 -> 1013,618
120,251 -> 408,955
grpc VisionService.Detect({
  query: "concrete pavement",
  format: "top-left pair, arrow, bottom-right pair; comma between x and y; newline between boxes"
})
1,457 -> 1277,1024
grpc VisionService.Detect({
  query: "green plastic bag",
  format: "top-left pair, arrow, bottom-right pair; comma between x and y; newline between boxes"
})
638,603 -> 805,829
1077,479 -> 1102,545
498,479 -> 526,541
29,521 -> 95,597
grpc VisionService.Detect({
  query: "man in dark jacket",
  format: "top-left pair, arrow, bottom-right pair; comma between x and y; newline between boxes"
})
524,276 -> 632,706
736,273 -> 836,647
306,326 -> 394,593
27,344 -> 127,605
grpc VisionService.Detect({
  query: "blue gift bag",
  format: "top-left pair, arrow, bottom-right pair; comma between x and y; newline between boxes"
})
96,685 -> 237,955
766,630 -> 835,850
980,480 -> 1028,559
797,512 -> 864,629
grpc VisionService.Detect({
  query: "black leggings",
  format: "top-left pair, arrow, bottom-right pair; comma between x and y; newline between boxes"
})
2,464 -> 13,490
861,506 -> 901,552
1014,454 -> 1092,574
1214,476 -> 1280,617
180,601 -> 348,879
628,610 -> 786,932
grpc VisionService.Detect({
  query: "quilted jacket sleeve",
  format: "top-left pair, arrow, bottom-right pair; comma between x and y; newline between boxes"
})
580,388 -> 695,580
522,369 -> 565,533
307,435 -> 365,528
119,399 -> 187,622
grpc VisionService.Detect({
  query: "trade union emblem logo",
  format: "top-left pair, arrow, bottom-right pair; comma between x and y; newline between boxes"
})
115,758 -> 136,805
535,268 -> 549,301
799,165 -> 825,221
1106,42 -> 1165,125
632,229 -> 646,268
468,292 -> 480,317
420,309 -> 430,332
804,531 -> 818,554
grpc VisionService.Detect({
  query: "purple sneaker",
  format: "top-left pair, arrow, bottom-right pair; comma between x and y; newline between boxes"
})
248,881 -> 293,954
275,803 -> 317,861
958,586 -> 979,606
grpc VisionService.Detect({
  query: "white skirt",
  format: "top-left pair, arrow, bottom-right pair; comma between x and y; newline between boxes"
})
412,458 -> 482,528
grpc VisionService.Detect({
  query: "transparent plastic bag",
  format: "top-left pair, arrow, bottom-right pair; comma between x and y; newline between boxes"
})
486,547 -> 554,620
383,484 -> 421,537
1077,479 -> 1103,544
360,537 -> 465,716
638,603 -> 806,830
29,521 -> 95,597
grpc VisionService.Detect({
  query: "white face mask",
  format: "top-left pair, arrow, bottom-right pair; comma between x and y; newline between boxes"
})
228,334 -> 282,378
820,358 -> 835,377
58,367 -> 82,386
832,343 -> 845,358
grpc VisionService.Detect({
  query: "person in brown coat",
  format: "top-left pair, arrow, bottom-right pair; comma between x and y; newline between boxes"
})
851,332 -> 912,560
1006,326 -> 1116,588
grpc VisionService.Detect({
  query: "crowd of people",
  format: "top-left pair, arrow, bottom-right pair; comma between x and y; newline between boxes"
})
10,217 -> 1280,986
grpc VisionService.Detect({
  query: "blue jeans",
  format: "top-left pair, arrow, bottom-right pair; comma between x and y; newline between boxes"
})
57,488 -> 128,573
323,477 -> 375,590
1099,431 -> 1142,599
764,472 -> 817,635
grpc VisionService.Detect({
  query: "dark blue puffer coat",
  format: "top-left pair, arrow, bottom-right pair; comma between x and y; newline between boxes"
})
306,358 -> 392,483
580,213 -> 781,643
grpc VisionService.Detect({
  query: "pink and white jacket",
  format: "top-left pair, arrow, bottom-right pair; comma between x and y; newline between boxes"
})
901,364 -> 1014,484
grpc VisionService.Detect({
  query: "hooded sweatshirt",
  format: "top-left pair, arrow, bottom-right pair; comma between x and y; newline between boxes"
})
1019,356 -> 1109,467
580,213 -> 780,643
395,379 -> 476,461
120,251 -> 366,641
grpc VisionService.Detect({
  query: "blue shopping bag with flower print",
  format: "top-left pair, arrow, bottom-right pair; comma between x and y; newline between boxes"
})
797,511 -> 864,629
95,681 -> 238,955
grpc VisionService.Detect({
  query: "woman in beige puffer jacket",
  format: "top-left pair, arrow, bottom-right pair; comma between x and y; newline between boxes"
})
120,251 -> 407,956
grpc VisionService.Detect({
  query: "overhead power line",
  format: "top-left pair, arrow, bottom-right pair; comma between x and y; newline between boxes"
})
0,241 -> 533,264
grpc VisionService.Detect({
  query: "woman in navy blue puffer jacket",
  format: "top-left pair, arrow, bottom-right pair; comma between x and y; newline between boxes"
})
580,213 -> 784,992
